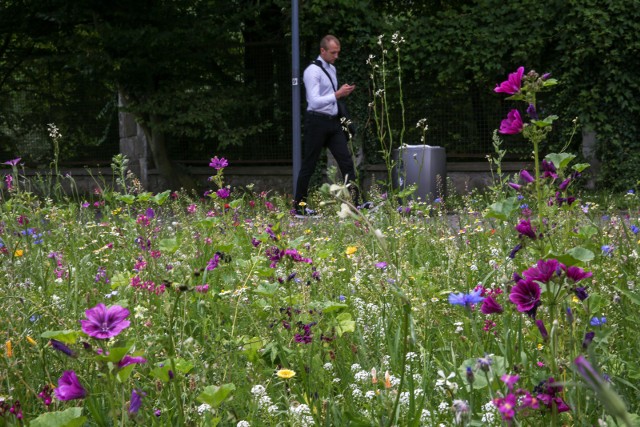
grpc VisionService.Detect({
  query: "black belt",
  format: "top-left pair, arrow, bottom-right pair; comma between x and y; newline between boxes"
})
306,111 -> 338,120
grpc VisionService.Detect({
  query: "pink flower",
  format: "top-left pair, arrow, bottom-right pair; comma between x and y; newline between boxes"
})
54,371 -> 86,401
499,109 -> 523,134
494,67 -> 525,94
80,303 -> 130,339
209,156 -> 228,170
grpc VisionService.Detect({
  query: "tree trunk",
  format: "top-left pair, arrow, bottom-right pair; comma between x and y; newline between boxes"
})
143,116 -> 196,192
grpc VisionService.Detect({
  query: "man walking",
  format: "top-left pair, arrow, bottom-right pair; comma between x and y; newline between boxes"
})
293,35 -> 367,217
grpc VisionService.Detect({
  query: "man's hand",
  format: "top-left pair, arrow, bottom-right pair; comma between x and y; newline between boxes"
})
336,83 -> 355,99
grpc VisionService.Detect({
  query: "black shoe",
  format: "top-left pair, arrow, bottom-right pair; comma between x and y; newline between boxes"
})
359,201 -> 374,210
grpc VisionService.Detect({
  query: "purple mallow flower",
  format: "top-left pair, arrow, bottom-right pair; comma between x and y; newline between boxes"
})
216,188 -> 230,199
54,371 -> 87,401
375,261 -> 388,269
526,103 -> 538,120
129,389 -> 146,414
480,295 -> 504,314
80,303 -> 130,340
515,219 -> 537,239
541,160 -> 558,179
521,259 -> 560,284
448,289 -> 484,308
118,355 -> 147,369
209,156 -> 228,170
520,170 -> 534,183
494,67 -> 524,95
509,279 -> 541,316
564,266 -> 592,282
535,319 -> 549,341
2,157 -> 21,166
50,339 -> 77,358
582,331 -> 595,349
499,109 -> 524,135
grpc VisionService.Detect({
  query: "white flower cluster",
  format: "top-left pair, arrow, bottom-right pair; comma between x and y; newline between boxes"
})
289,403 -> 314,426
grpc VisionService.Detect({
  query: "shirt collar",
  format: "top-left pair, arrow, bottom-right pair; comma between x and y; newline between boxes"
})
317,56 -> 333,70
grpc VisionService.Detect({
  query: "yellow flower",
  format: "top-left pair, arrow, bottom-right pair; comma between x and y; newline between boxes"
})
345,246 -> 357,255
537,343 -> 544,351
112,207 -> 122,215
5,340 -> 12,358
276,369 -> 296,379
572,295 -> 580,304
26,336 -> 37,346
14,249 -> 24,257
298,201 -> 307,207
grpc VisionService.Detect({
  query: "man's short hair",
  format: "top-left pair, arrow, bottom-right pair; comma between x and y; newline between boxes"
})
320,35 -> 340,50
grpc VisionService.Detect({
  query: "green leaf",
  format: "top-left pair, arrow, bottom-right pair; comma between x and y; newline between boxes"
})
116,194 -> 136,205
531,115 -> 558,128
545,152 -> 575,170
40,330 -> 82,344
611,285 -> 640,306
316,301 -> 348,313
110,271 -> 130,290
152,190 -> 171,205
159,238 -> 180,254
336,312 -> 355,336
542,78 -> 558,87
136,192 -> 152,202
96,342 -> 134,363
229,199 -> 242,209
572,163 -> 591,172
253,282 -> 279,297
576,225 -> 598,240
150,358 -> 194,382
547,247 -> 594,266
457,356 -> 506,390
197,383 -> 236,408
30,407 -> 87,427
484,197 -> 518,221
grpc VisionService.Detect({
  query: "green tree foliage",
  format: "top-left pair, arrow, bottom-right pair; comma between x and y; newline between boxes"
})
1,0 -> 638,190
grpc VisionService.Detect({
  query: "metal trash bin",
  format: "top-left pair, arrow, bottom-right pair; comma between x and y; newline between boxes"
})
392,144 -> 446,202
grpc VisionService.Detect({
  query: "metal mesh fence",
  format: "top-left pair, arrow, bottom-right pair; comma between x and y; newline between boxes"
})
3,40 -> 532,166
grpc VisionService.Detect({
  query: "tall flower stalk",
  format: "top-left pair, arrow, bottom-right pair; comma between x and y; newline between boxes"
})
368,32 -> 407,189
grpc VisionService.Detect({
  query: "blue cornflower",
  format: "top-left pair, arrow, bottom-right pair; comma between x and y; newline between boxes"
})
448,289 -> 484,308
601,245 -> 614,256
631,225 -> 639,235
520,204 -> 529,209
590,316 -> 607,326
628,189 -> 635,194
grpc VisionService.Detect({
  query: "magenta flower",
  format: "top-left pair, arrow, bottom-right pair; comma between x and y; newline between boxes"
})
500,373 -> 520,391
54,371 -> 87,401
216,188 -> 230,199
50,339 -> 77,358
541,159 -> 558,179
535,319 -> 549,341
494,67 -> 525,94
80,303 -> 130,339
536,377 -> 571,413
515,219 -> 537,239
509,279 -> 541,314
520,170 -> 534,183
508,182 -> 521,191
209,156 -> 228,170
118,355 -> 147,369
522,259 -> 560,284
375,261 -> 388,269
481,295 -> 504,314
565,266 -> 592,282
129,389 -> 146,414
499,109 -> 523,134
2,157 -> 21,166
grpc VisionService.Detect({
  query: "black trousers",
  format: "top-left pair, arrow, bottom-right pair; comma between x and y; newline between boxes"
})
294,112 -> 360,206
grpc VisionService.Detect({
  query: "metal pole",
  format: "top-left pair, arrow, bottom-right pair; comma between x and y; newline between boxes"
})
291,0 -> 301,196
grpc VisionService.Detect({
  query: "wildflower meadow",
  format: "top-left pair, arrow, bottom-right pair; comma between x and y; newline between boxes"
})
1,66 -> 640,427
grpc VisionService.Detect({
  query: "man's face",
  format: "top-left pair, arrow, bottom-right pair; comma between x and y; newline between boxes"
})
320,41 -> 340,64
